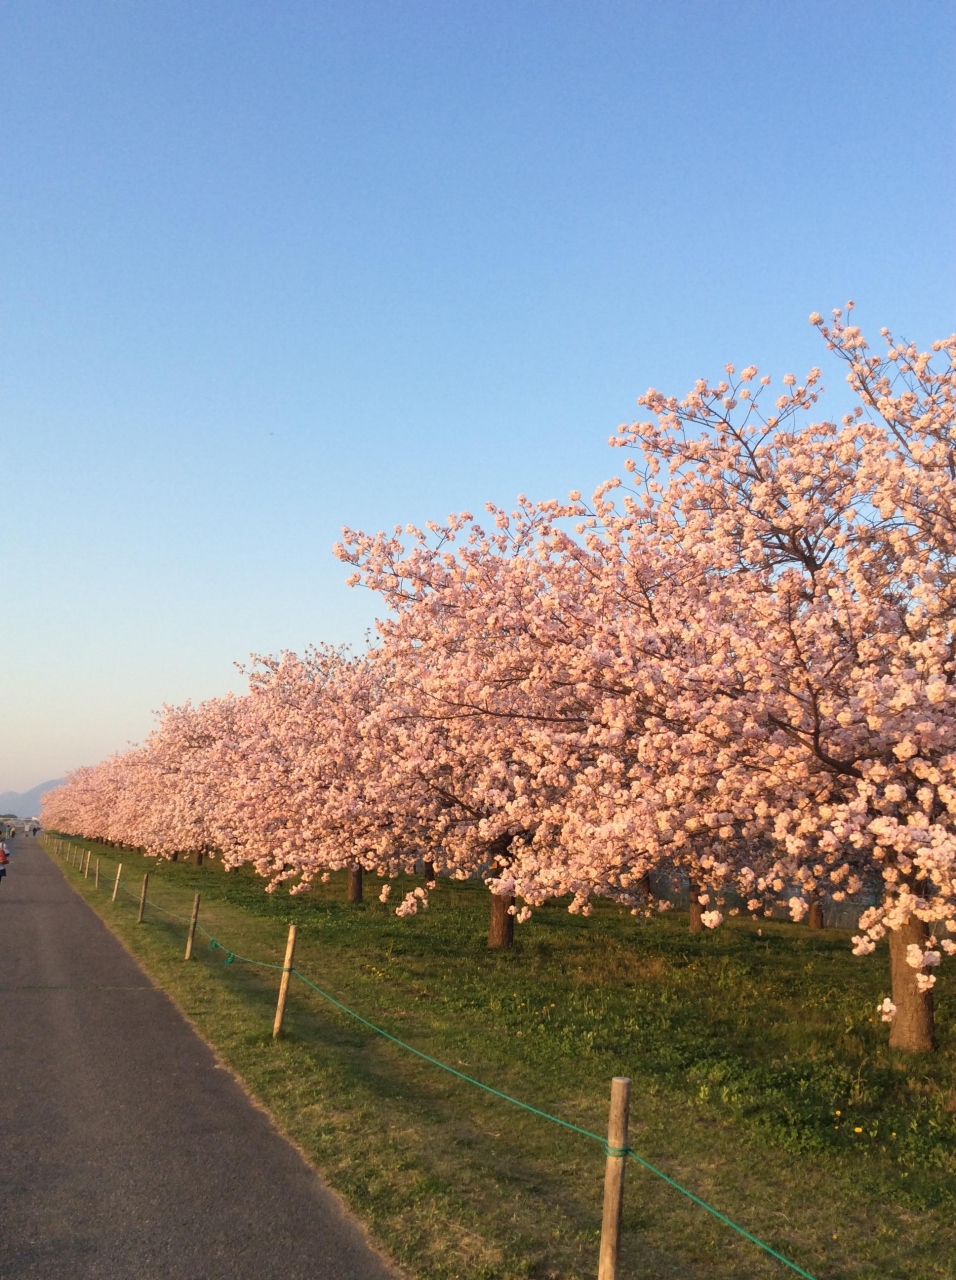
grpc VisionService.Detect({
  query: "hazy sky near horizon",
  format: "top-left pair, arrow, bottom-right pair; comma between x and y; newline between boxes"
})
1,1 -> 953,792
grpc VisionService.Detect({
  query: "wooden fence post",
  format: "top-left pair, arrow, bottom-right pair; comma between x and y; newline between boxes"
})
272,924 -> 298,1038
84,851 -> 91,878
95,858 -> 100,889
184,893 -> 201,960
598,1076 -> 631,1280
137,873 -> 149,923
112,863 -> 123,902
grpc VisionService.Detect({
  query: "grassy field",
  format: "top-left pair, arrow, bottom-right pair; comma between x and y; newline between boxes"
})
42,836 -> 956,1280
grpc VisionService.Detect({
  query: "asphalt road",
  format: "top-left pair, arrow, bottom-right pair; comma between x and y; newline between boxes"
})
0,835 -> 399,1279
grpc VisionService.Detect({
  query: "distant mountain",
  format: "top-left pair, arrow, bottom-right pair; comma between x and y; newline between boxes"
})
0,779 -> 65,818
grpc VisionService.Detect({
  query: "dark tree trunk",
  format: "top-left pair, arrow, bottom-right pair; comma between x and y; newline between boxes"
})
423,861 -> 435,883
171,852 -> 178,862
348,863 -> 364,904
688,883 -> 704,934
195,850 -> 204,866
488,892 -> 515,948
808,899 -> 824,929
889,916 -> 937,1053
486,833 -> 516,948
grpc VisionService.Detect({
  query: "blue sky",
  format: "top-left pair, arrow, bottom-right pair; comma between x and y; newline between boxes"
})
2,0 -> 953,791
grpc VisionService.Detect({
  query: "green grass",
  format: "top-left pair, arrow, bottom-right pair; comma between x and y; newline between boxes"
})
45,837 -> 956,1280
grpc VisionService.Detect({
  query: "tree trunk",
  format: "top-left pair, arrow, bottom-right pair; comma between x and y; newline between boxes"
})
171,852 -> 178,862
347,863 -> 364,904
423,861 -> 435,883
808,899 -> 824,929
195,850 -> 204,866
888,916 -> 937,1053
488,891 -> 515,948
688,883 -> 704,934
486,835 -> 515,948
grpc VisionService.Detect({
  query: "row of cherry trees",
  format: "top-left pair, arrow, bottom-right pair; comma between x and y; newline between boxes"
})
44,310 -> 956,1052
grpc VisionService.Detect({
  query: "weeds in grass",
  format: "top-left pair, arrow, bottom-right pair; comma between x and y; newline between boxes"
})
47,838 -> 956,1279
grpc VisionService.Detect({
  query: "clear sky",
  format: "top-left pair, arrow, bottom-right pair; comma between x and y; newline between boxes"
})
1,0 -> 953,792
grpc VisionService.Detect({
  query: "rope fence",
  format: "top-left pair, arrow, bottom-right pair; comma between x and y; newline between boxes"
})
44,834 -> 820,1280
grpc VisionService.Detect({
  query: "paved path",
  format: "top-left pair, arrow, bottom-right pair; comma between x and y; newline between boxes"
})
0,835 -> 399,1279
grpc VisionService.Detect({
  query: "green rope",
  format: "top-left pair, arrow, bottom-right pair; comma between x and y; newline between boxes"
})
291,968 -> 608,1143
109,874 -> 285,971
622,1149 -> 817,1279
135,894 -> 194,926
205,935 -> 285,970
289,969 -> 816,1279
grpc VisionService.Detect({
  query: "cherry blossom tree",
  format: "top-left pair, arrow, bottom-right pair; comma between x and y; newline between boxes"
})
336,506 -> 640,944
589,307 -> 956,1052
43,305 -> 956,1052
336,504 -> 760,942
